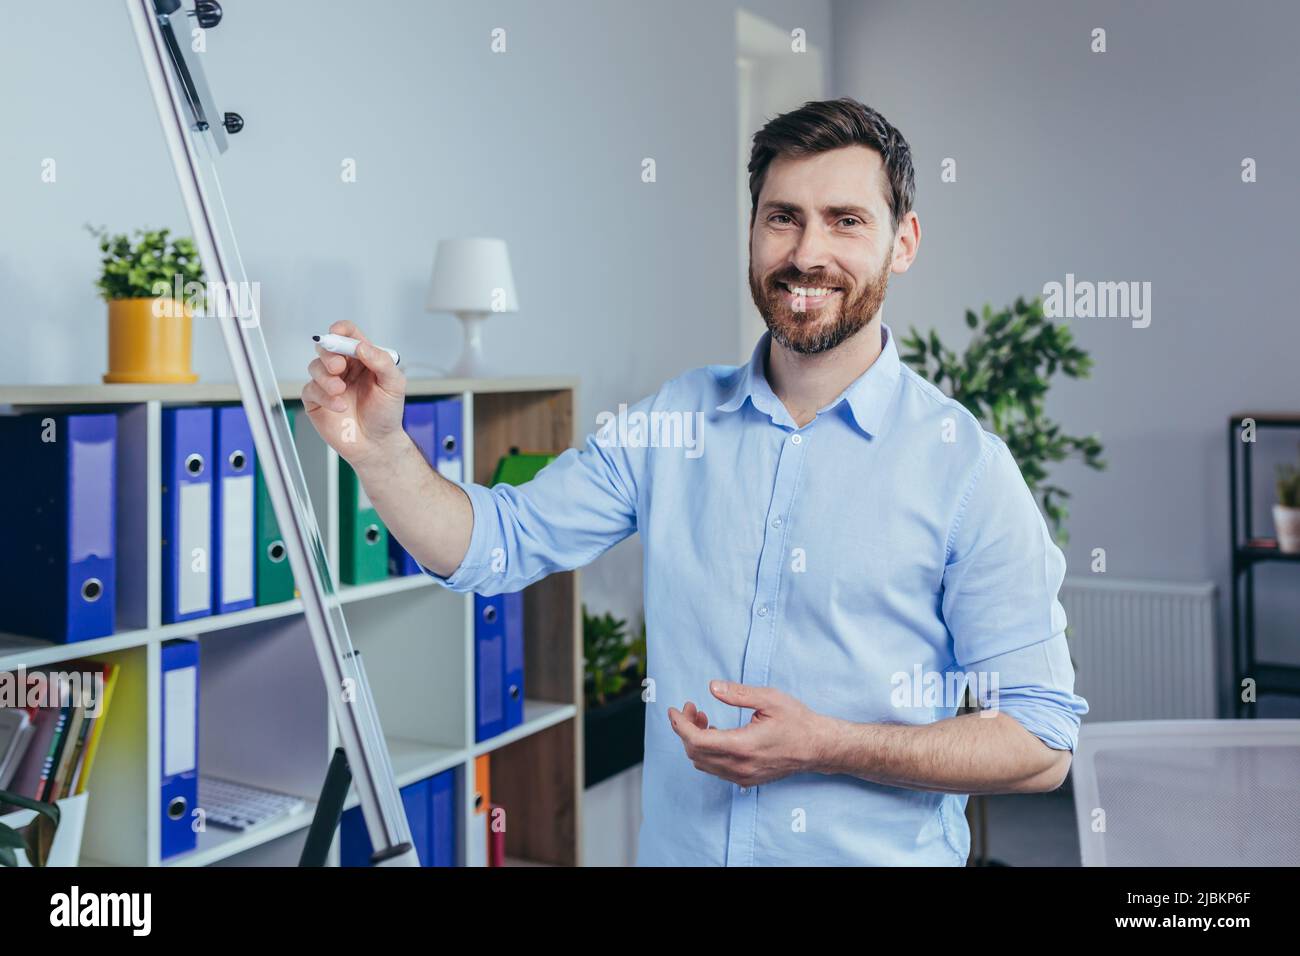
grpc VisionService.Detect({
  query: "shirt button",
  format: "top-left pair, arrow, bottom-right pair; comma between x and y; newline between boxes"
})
739,786 -> 749,794
757,605 -> 768,617
772,516 -> 782,528
791,433 -> 802,445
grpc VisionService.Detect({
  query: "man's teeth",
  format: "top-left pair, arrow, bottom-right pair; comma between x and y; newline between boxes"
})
785,284 -> 838,296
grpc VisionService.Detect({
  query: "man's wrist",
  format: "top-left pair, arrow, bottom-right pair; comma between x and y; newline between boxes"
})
350,429 -> 412,476
811,713 -> 847,775
810,715 -> 878,777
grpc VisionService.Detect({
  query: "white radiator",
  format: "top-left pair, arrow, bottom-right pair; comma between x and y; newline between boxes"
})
1059,577 -> 1217,722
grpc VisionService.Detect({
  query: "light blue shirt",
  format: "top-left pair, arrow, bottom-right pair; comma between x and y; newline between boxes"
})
425,323 -> 1089,866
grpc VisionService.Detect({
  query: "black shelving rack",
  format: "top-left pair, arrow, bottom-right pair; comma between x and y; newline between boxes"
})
1228,412 -> 1300,718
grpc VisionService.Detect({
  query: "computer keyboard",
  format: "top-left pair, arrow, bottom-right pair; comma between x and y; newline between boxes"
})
198,776 -> 306,831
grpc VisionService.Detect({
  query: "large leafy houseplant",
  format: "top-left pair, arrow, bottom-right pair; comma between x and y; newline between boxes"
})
0,789 -> 60,867
901,296 -> 1106,544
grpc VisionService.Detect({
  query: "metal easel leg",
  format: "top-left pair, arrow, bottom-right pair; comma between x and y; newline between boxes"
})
126,0 -> 418,868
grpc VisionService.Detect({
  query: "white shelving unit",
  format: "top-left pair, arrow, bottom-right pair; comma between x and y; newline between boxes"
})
0,376 -> 584,867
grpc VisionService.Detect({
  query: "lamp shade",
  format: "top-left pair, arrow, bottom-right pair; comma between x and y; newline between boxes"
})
424,238 -> 519,314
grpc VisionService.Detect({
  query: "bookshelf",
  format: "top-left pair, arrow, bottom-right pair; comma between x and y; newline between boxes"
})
0,375 -> 584,867
1228,411 -> 1300,718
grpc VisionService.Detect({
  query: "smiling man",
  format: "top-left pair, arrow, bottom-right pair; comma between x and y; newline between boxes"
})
302,97 -> 1088,866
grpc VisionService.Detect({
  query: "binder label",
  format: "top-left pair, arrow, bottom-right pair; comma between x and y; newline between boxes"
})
163,665 -> 197,777
178,482 -> 212,615
70,435 -> 114,561
221,474 -> 255,604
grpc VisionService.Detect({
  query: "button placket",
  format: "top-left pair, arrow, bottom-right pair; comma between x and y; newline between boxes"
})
726,425 -> 806,865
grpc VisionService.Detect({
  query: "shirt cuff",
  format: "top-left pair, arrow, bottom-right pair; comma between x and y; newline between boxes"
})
996,696 -> 1086,753
419,479 -> 497,593
963,633 -> 1089,753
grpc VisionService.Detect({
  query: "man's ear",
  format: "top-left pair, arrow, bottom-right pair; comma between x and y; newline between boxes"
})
891,211 -> 922,273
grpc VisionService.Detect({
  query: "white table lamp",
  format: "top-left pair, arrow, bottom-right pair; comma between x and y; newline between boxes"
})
425,238 -> 519,377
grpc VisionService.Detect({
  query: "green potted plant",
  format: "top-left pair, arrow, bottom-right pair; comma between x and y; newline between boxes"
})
87,225 -> 204,384
1275,444 -> 1300,553
901,295 -> 1106,544
583,606 -> 647,788
0,789 -> 62,867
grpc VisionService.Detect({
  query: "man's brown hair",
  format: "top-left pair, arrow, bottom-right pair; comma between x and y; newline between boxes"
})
747,97 -> 916,234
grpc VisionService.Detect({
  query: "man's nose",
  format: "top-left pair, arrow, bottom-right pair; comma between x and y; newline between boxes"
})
791,223 -> 833,275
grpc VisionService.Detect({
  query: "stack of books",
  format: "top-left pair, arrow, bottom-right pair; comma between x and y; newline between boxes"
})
0,661 -> 119,807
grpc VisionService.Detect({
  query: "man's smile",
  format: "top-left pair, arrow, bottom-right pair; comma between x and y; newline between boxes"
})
778,281 -> 842,308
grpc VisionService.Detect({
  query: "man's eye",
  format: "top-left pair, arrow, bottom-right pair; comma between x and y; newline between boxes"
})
838,217 -> 861,228
769,214 -> 793,224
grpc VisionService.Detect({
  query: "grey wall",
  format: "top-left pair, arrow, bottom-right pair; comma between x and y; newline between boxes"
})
832,0 -> 1300,711
0,0 -> 829,624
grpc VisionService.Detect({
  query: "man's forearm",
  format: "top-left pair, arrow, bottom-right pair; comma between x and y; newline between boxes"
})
351,433 -> 474,578
812,711 -> 1071,795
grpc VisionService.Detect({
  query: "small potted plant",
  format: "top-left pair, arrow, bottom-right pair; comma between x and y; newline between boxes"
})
1275,445 -> 1300,553
88,225 -> 204,384
583,606 -> 646,789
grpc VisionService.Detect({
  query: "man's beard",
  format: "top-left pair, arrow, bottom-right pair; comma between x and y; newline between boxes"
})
748,247 -> 892,355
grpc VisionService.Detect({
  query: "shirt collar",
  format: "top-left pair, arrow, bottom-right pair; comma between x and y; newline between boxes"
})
716,322 -> 902,438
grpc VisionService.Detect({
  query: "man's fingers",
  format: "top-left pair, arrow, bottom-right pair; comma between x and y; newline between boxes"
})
322,322 -> 396,392
302,380 -> 346,414
669,706 -> 732,755
352,338 -> 404,393
308,357 -> 346,395
328,319 -> 364,340
710,679 -> 781,712
682,701 -> 708,729
668,707 -> 702,748
314,343 -> 348,375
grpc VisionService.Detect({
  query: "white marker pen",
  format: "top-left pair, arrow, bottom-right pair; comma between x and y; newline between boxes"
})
313,333 -> 401,367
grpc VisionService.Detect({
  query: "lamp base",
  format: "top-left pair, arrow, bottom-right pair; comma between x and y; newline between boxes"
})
448,312 -> 499,378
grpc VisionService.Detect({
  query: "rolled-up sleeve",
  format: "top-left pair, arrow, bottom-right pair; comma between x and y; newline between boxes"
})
420,409 -> 642,596
940,435 -> 1089,752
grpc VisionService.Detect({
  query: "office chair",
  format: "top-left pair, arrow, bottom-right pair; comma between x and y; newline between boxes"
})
1071,719 -> 1300,865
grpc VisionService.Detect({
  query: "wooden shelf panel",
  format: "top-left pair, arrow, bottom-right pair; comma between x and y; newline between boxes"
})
472,390 -> 576,484
473,700 -> 577,757
489,718 -> 579,866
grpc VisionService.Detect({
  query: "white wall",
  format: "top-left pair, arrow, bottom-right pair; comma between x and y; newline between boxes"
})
831,0 -> 1300,712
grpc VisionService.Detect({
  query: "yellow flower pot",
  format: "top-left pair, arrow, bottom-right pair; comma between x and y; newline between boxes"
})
103,297 -> 199,384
